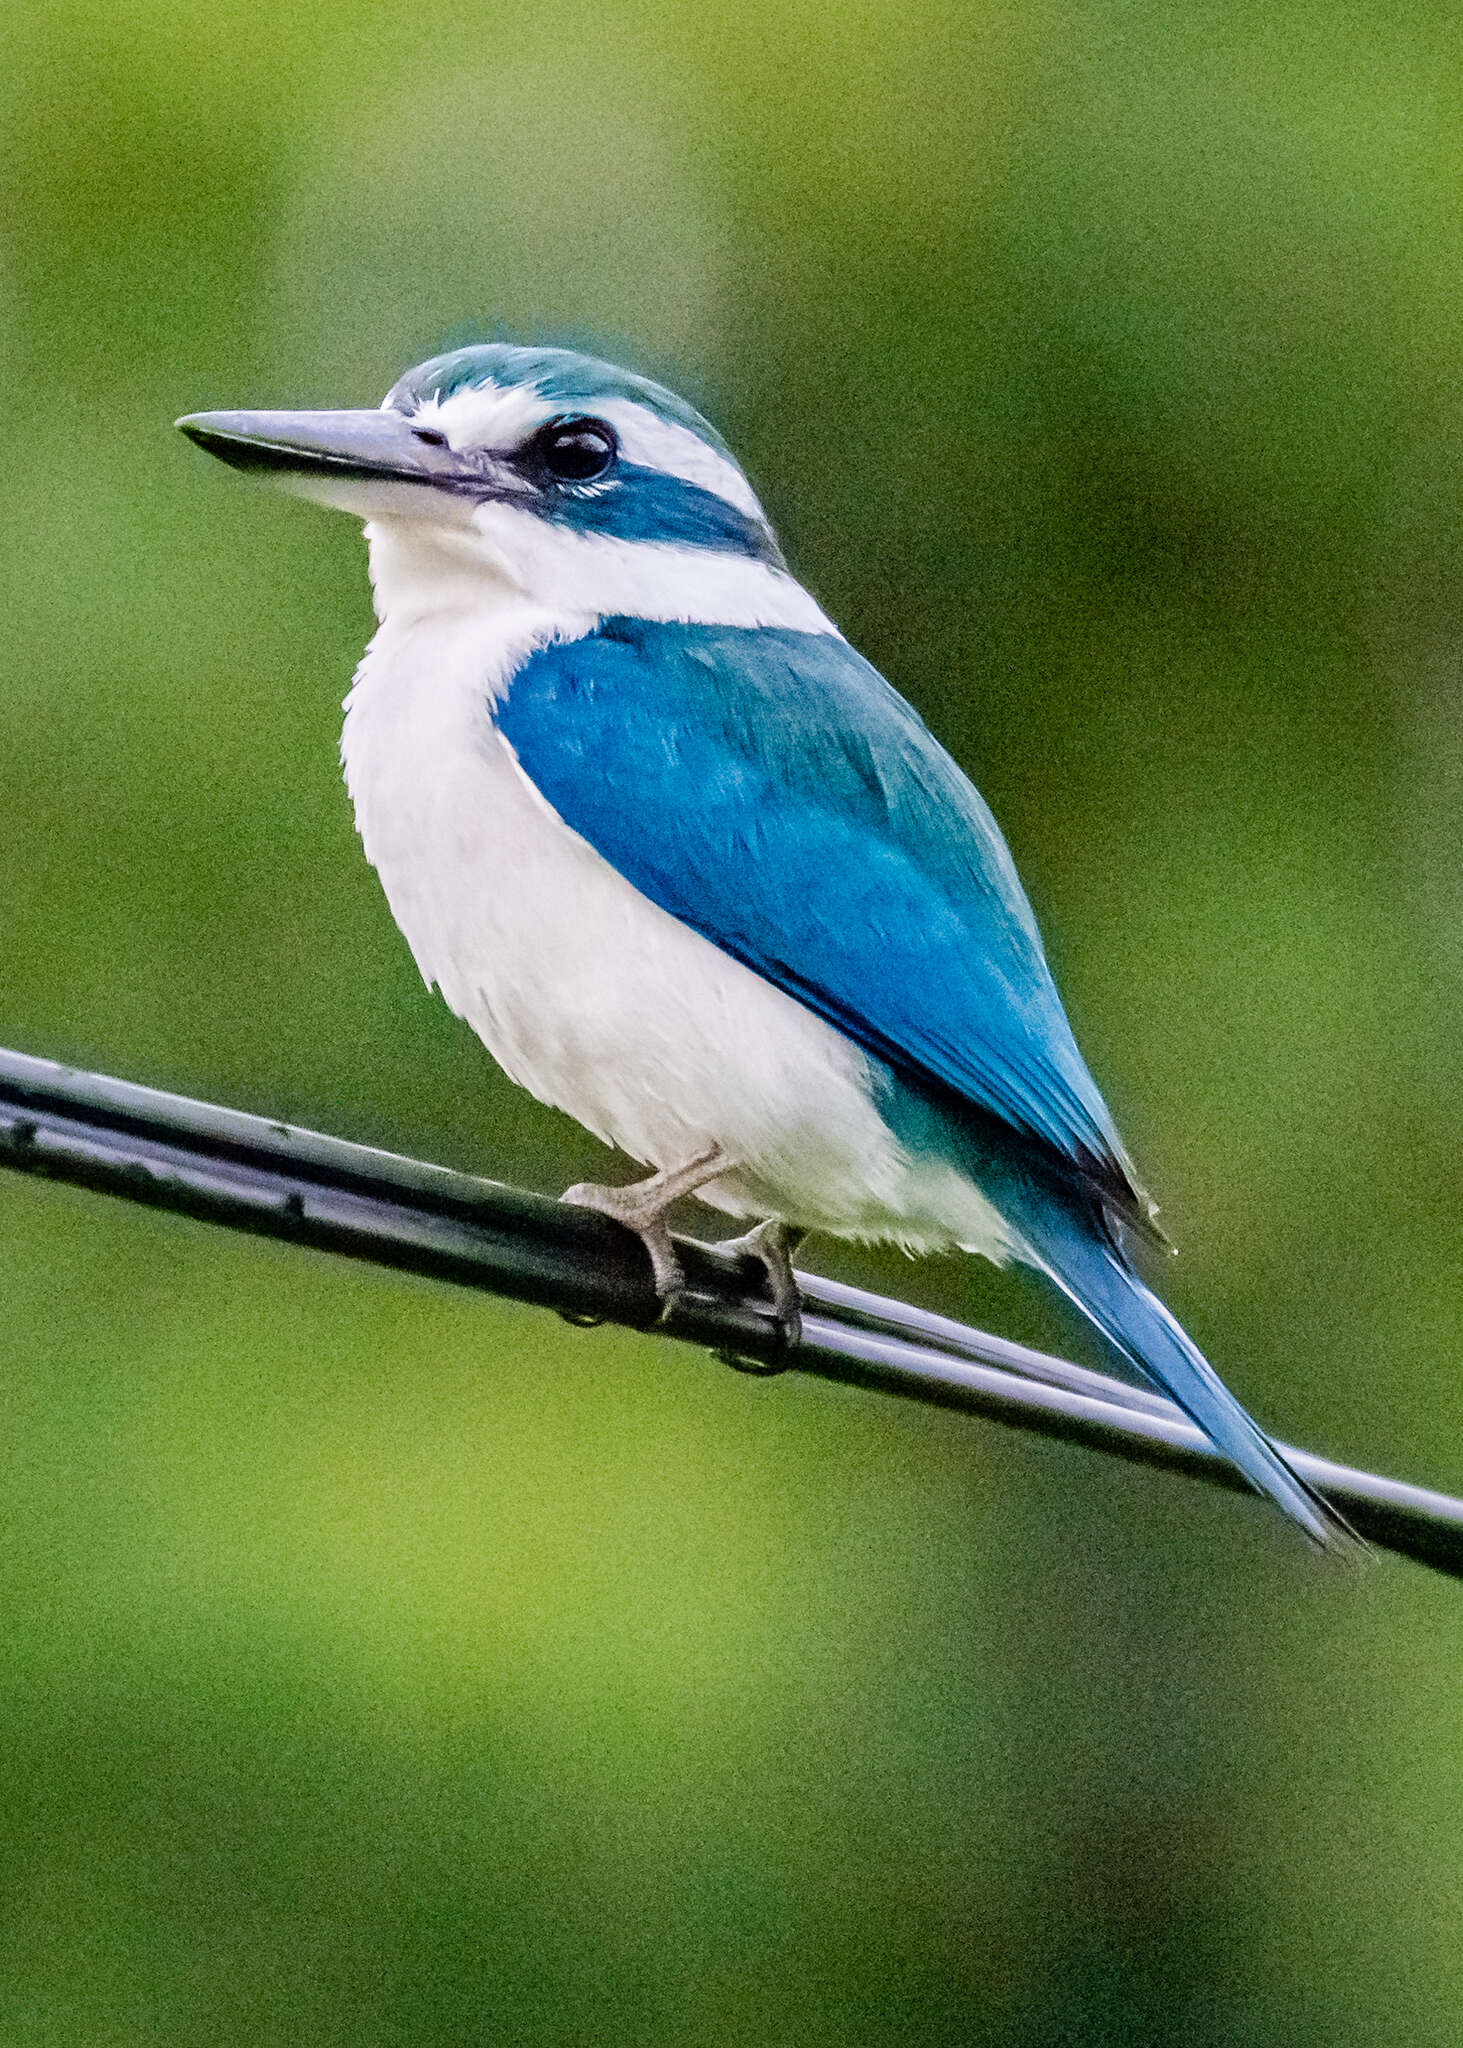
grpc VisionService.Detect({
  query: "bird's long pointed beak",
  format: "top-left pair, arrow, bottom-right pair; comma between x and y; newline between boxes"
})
175,407 -> 508,517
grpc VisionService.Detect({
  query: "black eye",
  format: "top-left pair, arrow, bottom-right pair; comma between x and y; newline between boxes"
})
533,417 -> 617,484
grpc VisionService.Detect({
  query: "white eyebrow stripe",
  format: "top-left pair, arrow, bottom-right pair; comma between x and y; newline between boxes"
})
594,401 -> 766,520
414,381 -> 555,450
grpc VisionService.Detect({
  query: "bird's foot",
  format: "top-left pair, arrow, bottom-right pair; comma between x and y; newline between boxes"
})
560,1147 -> 729,1321
716,1218 -> 805,1346
561,1181 -> 687,1309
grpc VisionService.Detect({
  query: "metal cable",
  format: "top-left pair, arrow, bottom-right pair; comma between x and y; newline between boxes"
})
1,1044 -> 1458,1577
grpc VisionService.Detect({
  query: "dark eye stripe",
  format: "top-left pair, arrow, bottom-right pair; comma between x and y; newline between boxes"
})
535,460 -> 784,567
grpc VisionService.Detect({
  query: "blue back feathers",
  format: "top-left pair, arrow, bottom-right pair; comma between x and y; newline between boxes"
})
495,615 -> 1142,1214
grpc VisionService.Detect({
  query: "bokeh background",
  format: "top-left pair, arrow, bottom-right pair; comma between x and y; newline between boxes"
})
3,0 -> 1462,2040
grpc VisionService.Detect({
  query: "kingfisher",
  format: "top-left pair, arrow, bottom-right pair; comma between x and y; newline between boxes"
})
178,343 -> 1352,1551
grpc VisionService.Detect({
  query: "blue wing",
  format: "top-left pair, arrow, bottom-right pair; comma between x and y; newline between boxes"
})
496,616 -> 1141,1212
497,617 -> 1359,1548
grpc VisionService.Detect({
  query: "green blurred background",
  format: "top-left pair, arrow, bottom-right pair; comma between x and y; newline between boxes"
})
2,0 -> 1462,2039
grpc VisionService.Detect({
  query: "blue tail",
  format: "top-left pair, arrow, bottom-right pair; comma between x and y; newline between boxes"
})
1007,1183 -> 1358,1552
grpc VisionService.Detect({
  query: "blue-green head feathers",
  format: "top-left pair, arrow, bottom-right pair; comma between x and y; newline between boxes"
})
386,344 -> 739,462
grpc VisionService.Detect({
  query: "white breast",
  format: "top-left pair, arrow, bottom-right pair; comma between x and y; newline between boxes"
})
340,519 -> 1013,1255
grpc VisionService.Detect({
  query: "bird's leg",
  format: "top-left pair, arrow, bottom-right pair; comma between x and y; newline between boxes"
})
715,1218 -> 806,1345
561,1146 -> 731,1314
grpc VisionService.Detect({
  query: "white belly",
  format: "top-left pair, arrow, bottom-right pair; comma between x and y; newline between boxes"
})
341,579 -> 1012,1256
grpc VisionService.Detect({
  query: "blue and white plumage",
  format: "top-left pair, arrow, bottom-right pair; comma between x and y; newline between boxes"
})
178,344 -> 1353,1552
